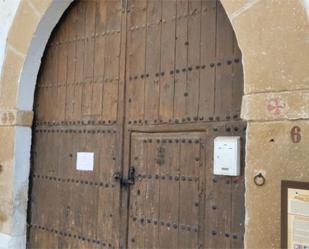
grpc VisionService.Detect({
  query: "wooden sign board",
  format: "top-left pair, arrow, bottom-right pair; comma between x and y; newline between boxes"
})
282,181 -> 309,249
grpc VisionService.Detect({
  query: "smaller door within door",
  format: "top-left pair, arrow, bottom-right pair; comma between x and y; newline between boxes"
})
127,132 -> 206,249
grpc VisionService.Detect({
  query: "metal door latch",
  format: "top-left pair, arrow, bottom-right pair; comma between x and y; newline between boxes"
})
113,167 -> 135,187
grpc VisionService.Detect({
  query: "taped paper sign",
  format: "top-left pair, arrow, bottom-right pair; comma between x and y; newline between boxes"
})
76,152 -> 94,171
288,188 -> 309,248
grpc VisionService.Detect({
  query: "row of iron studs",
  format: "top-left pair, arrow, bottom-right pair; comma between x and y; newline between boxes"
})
131,216 -> 199,233
37,59 -> 240,88
211,230 -> 243,241
34,129 -> 116,134
34,114 -> 242,127
130,216 -> 243,241
127,115 -> 242,125
35,120 -> 117,126
128,59 -> 241,81
49,5 -> 209,47
29,224 -> 114,248
33,174 -> 115,188
136,174 -> 199,182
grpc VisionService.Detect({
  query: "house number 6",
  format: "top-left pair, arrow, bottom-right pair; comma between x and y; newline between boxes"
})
290,126 -> 301,143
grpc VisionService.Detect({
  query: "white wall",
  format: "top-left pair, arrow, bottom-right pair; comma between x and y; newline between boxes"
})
0,0 -> 21,83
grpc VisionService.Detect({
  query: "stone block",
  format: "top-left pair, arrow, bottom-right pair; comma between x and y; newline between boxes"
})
242,90 -> 309,121
0,127 -> 15,234
222,0 -> 309,94
245,121 -> 309,249
0,50 -> 24,108
7,0 -> 40,55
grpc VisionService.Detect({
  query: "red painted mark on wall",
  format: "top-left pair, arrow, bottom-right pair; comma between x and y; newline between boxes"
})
267,97 -> 285,115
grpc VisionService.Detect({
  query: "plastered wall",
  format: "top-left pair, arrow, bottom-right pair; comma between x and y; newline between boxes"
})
0,0 -> 309,248
221,0 -> 309,248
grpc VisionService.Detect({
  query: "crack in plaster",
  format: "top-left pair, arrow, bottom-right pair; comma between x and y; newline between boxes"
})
7,44 -> 25,59
230,0 -> 261,21
25,0 -> 41,18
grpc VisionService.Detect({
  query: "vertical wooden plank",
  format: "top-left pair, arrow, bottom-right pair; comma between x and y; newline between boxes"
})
69,131 -> 83,242
214,1 -> 234,120
111,132 -> 120,249
232,34 -> 243,119
199,0 -> 217,120
186,0 -> 202,119
178,135 -> 199,248
50,33 -> 60,121
41,43 -> 55,122
65,5 -> 77,122
92,0 -> 106,119
144,0 -> 161,124
35,60 -> 47,121
158,0 -> 176,123
107,132 -> 118,249
102,1 -> 122,124
37,131 -> 59,248
158,135 -> 180,248
127,135 -> 146,249
173,0 -> 189,121
57,14 -> 69,122
42,47 -> 54,122
214,5 -> 235,244
168,135 -> 181,249
29,128 -> 49,248
231,124 -> 245,249
143,134 -> 160,248
73,1 -> 86,121
97,131 -> 118,248
198,134 -> 207,249
55,131 -> 66,248
191,134 -> 202,249
126,0 -> 147,123
63,131 -> 75,247
96,131 -> 108,246
77,132 -> 95,249
82,1 -> 96,118
157,137 -> 171,248
36,45 -> 51,121
55,131 -> 70,248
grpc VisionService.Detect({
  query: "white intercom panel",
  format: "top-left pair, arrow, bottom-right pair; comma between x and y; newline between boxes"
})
214,136 -> 241,176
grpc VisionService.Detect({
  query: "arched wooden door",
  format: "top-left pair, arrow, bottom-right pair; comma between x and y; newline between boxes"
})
27,0 -> 245,248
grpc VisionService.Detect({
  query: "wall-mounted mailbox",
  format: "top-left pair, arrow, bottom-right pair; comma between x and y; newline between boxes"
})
214,136 -> 241,176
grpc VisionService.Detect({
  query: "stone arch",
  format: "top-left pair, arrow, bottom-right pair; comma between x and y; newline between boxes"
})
0,1 -> 73,248
1,0 -> 247,248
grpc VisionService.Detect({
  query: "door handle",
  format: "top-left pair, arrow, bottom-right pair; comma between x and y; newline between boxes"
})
113,167 -> 135,188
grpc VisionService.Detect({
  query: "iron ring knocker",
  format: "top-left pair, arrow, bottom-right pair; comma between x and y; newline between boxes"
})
254,173 -> 265,186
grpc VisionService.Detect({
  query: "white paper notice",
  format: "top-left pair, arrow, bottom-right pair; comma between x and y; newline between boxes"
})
76,152 -> 94,171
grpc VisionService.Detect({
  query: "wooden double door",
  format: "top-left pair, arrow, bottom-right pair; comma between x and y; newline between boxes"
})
27,0 -> 245,248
